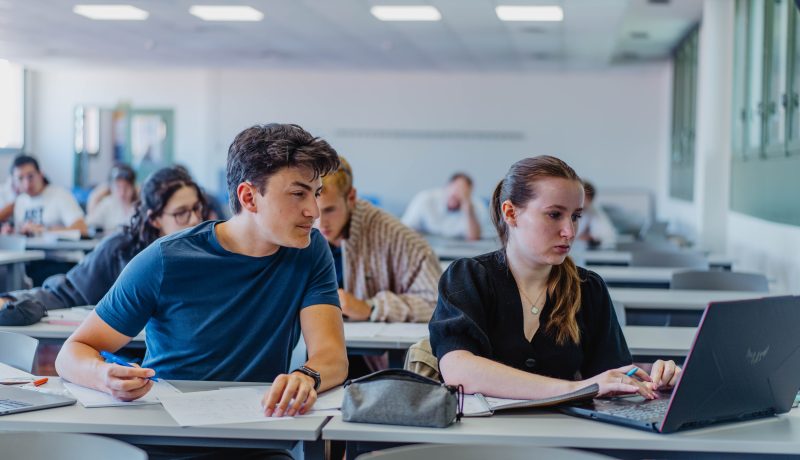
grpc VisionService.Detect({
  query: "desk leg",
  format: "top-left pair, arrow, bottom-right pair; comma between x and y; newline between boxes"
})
302,439 -> 325,460
6,262 -> 24,291
387,350 -> 405,368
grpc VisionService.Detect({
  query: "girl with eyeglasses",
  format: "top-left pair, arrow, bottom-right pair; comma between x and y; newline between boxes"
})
0,166 -> 208,325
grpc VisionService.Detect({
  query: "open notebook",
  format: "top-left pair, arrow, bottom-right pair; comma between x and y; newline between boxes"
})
463,383 -> 598,417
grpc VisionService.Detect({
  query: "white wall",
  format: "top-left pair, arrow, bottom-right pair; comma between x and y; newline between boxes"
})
25,63 -> 672,216
27,67 -> 211,188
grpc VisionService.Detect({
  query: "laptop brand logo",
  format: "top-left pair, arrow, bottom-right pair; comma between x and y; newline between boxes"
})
746,346 -> 769,365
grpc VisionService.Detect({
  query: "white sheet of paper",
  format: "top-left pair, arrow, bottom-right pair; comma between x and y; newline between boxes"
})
160,385 -> 344,426
0,362 -> 35,381
42,307 -> 92,324
376,323 -> 429,339
218,385 -> 345,412
313,386 -> 345,411
461,394 -> 492,416
64,380 -> 180,408
159,388 -> 284,426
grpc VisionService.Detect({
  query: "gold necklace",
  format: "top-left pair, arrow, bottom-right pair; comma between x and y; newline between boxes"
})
519,286 -> 546,315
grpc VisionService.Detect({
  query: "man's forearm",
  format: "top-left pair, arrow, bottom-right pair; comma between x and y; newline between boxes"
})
305,349 -> 348,392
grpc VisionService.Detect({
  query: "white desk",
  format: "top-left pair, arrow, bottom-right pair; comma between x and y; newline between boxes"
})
343,323 -> 690,362
440,264 -> 685,289
591,266 -> 685,288
609,288 -> 775,311
24,237 -> 101,252
577,250 -> 735,270
0,379 -> 327,458
324,408 -> 800,458
0,307 -> 145,343
623,326 -> 695,358
344,322 -> 427,367
0,249 -> 46,291
426,237 -> 500,261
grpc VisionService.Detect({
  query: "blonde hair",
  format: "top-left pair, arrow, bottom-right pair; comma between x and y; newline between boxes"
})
321,155 -> 353,196
491,155 -> 583,345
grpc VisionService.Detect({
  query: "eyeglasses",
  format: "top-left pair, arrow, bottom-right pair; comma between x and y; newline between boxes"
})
165,202 -> 204,225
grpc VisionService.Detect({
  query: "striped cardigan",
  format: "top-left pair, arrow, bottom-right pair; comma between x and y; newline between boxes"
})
342,199 -> 442,323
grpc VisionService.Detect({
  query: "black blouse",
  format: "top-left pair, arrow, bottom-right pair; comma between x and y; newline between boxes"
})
429,250 -> 632,381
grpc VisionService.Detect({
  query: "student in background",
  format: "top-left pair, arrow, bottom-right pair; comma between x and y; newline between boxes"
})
86,164 -> 138,235
0,170 -> 18,223
576,180 -> 617,248
0,166 -> 206,325
56,124 -> 347,422
429,156 -> 680,400
316,156 -> 441,323
402,172 -> 491,241
9,155 -> 87,236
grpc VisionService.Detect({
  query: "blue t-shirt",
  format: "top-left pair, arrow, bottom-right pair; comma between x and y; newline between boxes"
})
329,242 -> 343,289
95,220 -> 340,382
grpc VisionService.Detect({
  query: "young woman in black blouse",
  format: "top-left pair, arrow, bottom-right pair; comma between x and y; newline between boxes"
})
429,156 -> 680,400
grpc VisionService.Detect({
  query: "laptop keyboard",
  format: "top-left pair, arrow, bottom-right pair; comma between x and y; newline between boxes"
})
0,399 -> 33,411
605,398 -> 669,422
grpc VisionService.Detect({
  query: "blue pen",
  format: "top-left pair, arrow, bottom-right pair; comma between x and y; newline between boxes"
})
625,367 -> 640,377
100,351 -> 159,381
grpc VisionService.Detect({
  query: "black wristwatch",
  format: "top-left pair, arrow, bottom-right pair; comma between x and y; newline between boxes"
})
293,365 -> 321,391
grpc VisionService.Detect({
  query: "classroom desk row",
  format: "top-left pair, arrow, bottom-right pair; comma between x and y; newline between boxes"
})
437,262 -> 688,289
0,311 -> 696,368
0,250 -> 45,291
426,237 -> 736,271
2,378 -> 798,460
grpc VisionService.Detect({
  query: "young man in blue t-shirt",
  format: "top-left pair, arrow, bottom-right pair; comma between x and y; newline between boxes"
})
56,123 -> 348,418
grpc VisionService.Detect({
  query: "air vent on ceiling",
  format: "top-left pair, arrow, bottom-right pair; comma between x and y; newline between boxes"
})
520,26 -> 548,34
335,129 -> 524,141
630,31 -> 650,40
531,51 -> 557,61
649,0 -> 670,4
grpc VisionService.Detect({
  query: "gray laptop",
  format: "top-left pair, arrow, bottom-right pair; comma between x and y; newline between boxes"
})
563,296 -> 800,433
0,385 -> 76,415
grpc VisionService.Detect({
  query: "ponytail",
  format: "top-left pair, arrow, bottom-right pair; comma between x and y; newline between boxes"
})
546,256 -> 582,345
490,179 -> 507,246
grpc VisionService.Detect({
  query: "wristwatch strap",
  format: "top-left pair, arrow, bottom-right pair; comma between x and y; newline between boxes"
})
293,365 -> 321,391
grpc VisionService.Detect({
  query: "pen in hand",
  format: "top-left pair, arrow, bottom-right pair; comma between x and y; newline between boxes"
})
100,351 -> 159,381
626,366 -> 657,399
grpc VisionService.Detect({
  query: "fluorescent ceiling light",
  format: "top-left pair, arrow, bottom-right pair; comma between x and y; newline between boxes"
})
496,5 -> 564,22
73,5 -> 149,20
189,5 -> 264,21
371,6 -> 441,21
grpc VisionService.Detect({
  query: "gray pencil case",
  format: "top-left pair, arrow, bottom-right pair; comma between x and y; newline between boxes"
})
342,369 -> 463,428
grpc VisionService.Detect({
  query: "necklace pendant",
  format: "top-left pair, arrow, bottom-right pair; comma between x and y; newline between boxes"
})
531,306 -> 540,315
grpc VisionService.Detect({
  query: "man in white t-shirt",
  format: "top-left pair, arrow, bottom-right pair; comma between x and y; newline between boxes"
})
10,155 -> 87,236
402,173 -> 491,241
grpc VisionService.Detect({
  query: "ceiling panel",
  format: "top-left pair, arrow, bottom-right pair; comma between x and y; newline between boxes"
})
0,0 -> 702,70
